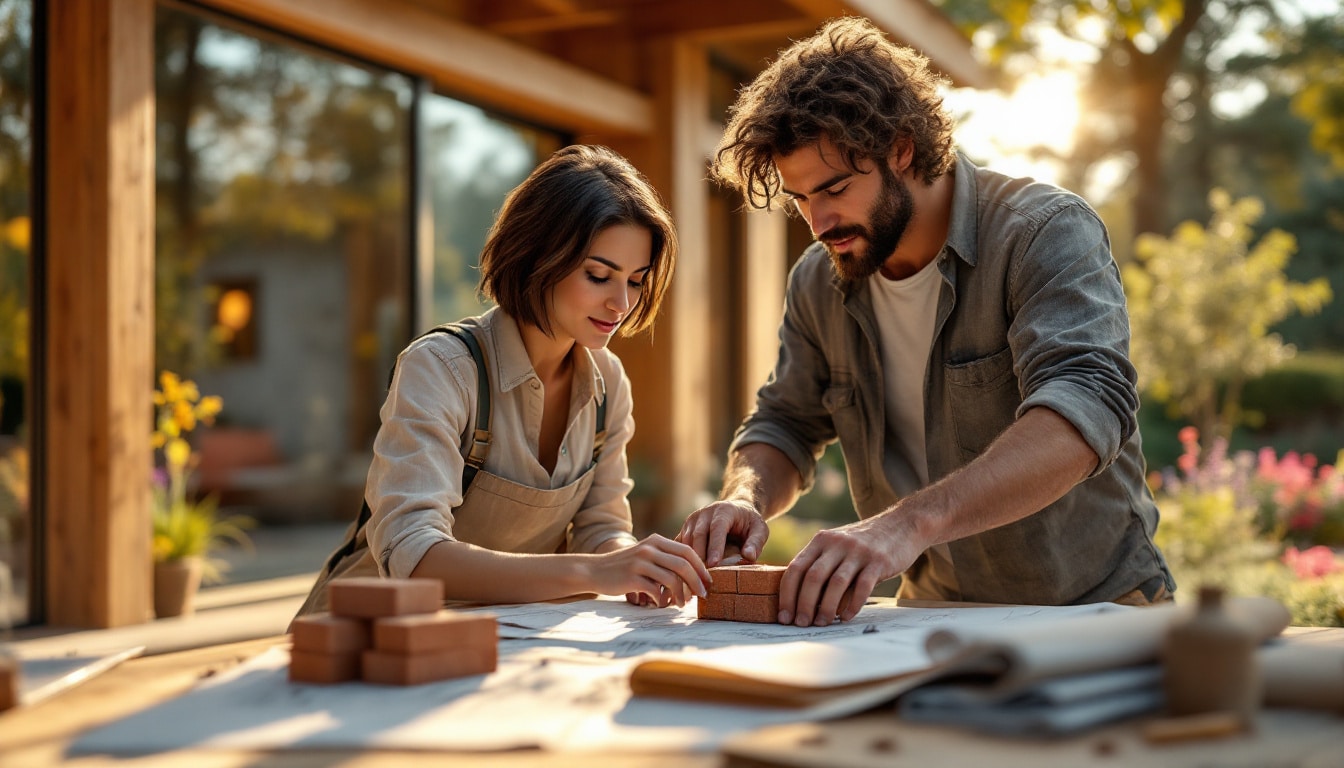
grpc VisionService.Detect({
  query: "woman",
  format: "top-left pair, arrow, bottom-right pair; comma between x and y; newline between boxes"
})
296,145 -> 708,616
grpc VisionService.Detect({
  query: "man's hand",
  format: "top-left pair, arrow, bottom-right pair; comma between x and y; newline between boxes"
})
778,515 -> 923,626
676,499 -> 770,567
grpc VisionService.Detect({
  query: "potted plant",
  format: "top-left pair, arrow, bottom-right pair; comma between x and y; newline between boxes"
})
151,371 -> 253,618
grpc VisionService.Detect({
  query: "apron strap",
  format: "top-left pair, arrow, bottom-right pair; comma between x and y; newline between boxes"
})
324,323 -> 492,576
591,373 -> 606,467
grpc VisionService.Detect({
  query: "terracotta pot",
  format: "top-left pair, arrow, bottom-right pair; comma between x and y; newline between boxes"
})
154,557 -> 203,619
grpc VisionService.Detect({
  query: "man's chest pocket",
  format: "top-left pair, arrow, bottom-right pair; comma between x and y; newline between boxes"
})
823,383 -> 872,500
945,346 -> 1019,459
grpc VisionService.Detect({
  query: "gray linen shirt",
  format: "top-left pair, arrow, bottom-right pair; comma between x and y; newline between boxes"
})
366,308 -> 638,578
732,152 -> 1173,605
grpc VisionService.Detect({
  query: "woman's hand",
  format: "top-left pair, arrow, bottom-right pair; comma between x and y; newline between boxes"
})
588,534 -> 711,608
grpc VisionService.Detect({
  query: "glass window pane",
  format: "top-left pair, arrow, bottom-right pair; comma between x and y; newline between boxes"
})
423,94 -> 563,326
0,0 -> 32,628
155,6 -> 413,582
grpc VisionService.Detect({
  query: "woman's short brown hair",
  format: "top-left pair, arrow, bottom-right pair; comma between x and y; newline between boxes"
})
478,144 -> 676,337
712,16 -> 956,210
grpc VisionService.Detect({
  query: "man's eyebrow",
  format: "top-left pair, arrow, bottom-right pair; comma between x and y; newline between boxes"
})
587,256 -> 650,273
780,172 -> 852,198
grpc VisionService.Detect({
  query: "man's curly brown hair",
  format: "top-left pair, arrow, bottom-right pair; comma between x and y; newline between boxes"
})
712,16 -> 956,210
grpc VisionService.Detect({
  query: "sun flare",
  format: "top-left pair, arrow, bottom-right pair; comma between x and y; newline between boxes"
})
946,68 -> 1085,186
995,71 -> 1083,152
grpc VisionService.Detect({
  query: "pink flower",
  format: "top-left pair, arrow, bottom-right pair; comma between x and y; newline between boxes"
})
1177,453 -> 1197,473
1258,447 -> 1278,477
1282,546 -> 1342,580
1178,426 -> 1199,446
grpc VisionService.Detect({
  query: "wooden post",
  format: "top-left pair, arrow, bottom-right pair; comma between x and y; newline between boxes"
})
740,208 -> 788,417
46,0 -> 156,627
609,38 -> 714,531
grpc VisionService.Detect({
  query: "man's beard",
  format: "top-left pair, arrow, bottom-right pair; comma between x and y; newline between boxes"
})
820,164 -> 913,282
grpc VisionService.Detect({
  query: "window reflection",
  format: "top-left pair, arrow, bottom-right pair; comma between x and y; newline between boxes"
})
154,7 -> 565,586
155,6 -> 412,549
423,95 -> 563,326
0,0 -> 31,628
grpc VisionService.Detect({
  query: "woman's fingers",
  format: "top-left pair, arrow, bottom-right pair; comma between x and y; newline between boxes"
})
642,535 -> 711,595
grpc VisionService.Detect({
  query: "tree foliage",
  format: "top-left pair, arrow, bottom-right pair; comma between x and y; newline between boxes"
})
1273,16 -> 1344,172
941,0 -> 1210,235
1213,15 -> 1344,178
1123,190 -> 1332,440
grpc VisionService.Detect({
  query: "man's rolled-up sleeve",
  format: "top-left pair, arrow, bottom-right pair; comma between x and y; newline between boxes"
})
1009,203 -> 1139,475
730,255 -> 838,493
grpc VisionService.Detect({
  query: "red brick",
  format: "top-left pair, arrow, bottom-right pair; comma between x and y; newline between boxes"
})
696,592 -> 734,621
329,577 -> 443,618
734,593 -> 781,623
706,566 -> 738,594
361,646 -> 497,686
291,613 -> 371,654
735,564 -> 786,595
374,611 -> 497,654
289,649 -> 361,684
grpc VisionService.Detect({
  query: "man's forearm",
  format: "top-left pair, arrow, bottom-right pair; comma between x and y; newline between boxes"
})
890,407 -> 1099,548
720,443 -> 805,520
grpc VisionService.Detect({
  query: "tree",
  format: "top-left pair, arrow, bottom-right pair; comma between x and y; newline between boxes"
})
1123,189 -> 1332,441
1281,17 -> 1344,172
938,0 -> 1344,239
1167,13 -> 1344,350
943,0 -> 1214,235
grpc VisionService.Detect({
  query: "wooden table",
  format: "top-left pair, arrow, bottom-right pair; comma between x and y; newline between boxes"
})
2,623 -> 1341,767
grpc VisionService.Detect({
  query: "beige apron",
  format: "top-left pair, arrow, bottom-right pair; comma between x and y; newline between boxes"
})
292,321 -> 606,620
293,464 -> 596,617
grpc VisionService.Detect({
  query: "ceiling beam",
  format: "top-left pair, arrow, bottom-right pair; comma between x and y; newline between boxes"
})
781,0 -> 993,89
197,0 -> 653,135
487,10 -> 619,35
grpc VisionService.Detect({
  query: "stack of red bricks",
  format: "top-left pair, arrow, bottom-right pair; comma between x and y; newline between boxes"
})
696,564 -> 787,623
289,577 -> 497,686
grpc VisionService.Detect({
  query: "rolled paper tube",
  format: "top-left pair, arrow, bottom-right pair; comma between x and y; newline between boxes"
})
1259,642 -> 1344,712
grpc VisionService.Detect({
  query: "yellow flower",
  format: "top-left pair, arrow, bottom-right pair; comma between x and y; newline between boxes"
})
165,437 -> 191,470
157,412 -> 180,439
196,395 -> 223,423
173,400 -> 197,433
158,371 -> 184,403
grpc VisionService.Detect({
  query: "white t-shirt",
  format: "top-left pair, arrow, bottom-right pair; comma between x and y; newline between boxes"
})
867,257 -> 942,487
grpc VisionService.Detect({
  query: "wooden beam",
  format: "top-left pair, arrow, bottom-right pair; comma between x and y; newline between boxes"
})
612,38 -> 714,529
662,38 -> 713,525
196,0 -> 652,136
627,0 -> 803,40
781,0 -> 993,88
741,208 -> 788,418
46,0 -> 156,627
488,10 -> 618,36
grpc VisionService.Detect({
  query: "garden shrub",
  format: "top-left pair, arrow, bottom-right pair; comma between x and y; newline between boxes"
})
1240,351 -> 1344,427
1152,427 -> 1344,626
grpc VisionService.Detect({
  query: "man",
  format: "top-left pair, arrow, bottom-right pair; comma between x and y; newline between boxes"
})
678,16 -> 1174,627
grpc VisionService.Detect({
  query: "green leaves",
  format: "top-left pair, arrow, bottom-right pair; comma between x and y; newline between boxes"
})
1123,190 -> 1333,440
